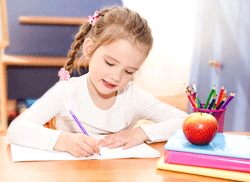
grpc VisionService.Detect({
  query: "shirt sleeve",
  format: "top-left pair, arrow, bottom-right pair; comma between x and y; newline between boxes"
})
133,84 -> 188,143
6,81 -> 65,151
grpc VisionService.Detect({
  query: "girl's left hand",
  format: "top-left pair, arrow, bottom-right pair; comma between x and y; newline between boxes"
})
99,127 -> 150,149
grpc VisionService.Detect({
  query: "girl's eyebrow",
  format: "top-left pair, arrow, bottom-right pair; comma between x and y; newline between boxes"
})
105,54 -> 120,63
104,54 -> 139,70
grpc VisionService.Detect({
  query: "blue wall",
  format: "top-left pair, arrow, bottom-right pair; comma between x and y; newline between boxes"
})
5,0 -> 122,56
5,0 -> 123,56
6,0 -> 123,100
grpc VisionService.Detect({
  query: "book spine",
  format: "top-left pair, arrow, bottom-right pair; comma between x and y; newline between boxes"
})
164,150 -> 250,173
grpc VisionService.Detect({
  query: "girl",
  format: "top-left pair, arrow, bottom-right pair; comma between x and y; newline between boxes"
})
7,6 -> 188,157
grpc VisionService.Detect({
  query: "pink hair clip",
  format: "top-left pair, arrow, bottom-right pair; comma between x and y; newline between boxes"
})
87,11 -> 99,27
58,68 -> 70,81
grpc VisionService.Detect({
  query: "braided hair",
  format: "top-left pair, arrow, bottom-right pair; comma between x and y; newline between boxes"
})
64,6 -> 153,74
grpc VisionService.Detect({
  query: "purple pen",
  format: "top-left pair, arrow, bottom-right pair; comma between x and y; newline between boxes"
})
68,110 -> 89,136
64,102 -> 101,156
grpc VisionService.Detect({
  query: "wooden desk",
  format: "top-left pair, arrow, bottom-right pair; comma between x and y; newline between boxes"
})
1,132 -> 248,182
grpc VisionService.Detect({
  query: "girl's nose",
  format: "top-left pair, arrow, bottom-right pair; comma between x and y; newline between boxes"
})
110,71 -> 122,83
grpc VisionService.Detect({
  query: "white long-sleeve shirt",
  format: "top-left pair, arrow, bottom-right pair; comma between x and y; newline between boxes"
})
7,73 -> 188,151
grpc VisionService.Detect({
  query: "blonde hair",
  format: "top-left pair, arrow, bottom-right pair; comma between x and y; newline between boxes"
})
64,6 -> 153,73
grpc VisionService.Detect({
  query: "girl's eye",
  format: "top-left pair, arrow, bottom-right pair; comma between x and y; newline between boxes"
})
105,60 -> 114,66
125,70 -> 133,75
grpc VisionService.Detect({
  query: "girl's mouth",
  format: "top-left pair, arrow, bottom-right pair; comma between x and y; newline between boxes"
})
102,80 -> 117,89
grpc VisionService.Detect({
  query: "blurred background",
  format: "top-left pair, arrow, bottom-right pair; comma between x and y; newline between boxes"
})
0,0 -> 249,133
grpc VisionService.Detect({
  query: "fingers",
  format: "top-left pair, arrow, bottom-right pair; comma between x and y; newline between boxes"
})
99,128 -> 148,150
79,139 -> 96,155
100,135 -> 120,148
122,142 -> 135,150
71,134 -> 101,157
87,136 -> 101,154
73,144 -> 93,157
106,139 -> 126,149
100,134 -> 135,149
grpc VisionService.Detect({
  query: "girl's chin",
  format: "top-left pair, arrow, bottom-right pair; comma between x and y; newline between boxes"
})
97,89 -> 117,98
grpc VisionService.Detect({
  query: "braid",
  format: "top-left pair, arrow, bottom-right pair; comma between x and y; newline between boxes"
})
64,21 -> 92,73
64,6 -> 153,73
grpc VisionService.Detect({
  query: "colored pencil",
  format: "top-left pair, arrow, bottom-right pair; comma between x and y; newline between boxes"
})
204,85 -> 216,109
216,97 -> 226,110
226,92 -> 233,103
208,95 -> 217,110
68,110 -> 89,136
191,90 -> 196,102
215,85 -> 224,108
221,89 -> 227,100
196,94 -> 202,108
186,91 -> 196,107
193,80 -> 197,93
65,102 -> 102,156
221,93 -> 236,109
183,83 -> 191,93
212,87 -> 217,109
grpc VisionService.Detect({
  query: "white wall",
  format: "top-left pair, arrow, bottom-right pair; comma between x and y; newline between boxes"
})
123,0 -> 198,96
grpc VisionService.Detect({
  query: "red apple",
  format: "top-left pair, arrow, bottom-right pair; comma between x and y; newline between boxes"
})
183,112 -> 218,145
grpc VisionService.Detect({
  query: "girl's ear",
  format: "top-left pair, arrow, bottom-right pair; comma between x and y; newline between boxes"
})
83,38 -> 94,57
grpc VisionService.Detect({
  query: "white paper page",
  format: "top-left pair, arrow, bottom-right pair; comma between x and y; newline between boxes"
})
11,142 -> 160,162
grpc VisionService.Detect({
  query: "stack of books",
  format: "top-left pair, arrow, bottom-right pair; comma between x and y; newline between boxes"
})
157,129 -> 250,181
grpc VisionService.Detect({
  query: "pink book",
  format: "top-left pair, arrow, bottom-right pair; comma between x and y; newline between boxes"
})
164,150 -> 250,173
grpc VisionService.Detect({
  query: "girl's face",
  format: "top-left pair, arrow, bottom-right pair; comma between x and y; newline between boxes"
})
87,39 -> 147,98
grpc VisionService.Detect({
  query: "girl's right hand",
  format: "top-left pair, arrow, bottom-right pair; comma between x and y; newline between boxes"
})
54,132 -> 101,157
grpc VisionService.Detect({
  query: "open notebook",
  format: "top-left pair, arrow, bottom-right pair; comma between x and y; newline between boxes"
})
10,142 -> 160,162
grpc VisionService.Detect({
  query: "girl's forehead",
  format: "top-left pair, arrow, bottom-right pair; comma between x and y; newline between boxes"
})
99,39 -> 147,65
102,39 -> 145,55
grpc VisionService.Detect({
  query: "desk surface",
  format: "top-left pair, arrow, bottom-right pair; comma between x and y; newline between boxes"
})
1,132 -> 249,182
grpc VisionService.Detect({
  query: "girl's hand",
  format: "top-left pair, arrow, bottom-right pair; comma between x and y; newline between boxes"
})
54,132 -> 100,157
99,127 -> 150,149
